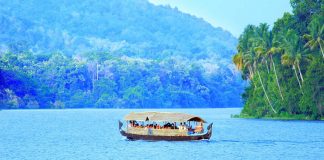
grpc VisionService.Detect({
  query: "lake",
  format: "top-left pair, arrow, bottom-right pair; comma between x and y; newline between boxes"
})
0,108 -> 323,160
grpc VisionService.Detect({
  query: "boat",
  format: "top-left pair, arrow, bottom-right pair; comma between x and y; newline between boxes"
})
118,112 -> 213,141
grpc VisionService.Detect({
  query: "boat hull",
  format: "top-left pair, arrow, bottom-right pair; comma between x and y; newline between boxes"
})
119,121 -> 213,141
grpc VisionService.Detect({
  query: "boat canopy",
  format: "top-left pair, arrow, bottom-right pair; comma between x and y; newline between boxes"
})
124,112 -> 207,123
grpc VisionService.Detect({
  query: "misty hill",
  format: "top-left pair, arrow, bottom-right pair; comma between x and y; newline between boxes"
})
0,0 -> 236,59
0,0 -> 245,108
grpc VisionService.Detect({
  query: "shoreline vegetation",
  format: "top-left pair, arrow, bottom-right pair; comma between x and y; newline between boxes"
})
232,0 -> 323,120
231,114 -> 324,121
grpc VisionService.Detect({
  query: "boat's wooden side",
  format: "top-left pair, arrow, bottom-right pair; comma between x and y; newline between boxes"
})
118,120 -> 213,141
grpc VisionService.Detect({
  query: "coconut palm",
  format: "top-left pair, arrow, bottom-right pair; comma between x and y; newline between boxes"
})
257,70 -> 277,113
254,24 -> 285,101
233,52 -> 243,70
254,46 -> 270,73
294,53 -> 304,83
233,24 -> 277,113
253,46 -> 278,113
281,53 -> 303,94
303,17 -> 324,59
267,46 -> 284,100
280,29 -> 305,93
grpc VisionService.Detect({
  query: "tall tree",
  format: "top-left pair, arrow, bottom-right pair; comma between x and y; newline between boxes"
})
255,23 -> 285,100
280,29 -> 305,92
234,24 -> 277,113
281,53 -> 303,94
267,46 -> 285,100
303,16 -> 324,59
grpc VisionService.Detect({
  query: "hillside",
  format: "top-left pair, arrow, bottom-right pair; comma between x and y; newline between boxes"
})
0,0 -> 236,58
0,0 -> 245,109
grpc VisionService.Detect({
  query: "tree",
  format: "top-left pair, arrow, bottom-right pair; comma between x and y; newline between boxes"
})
267,46 -> 285,100
233,24 -> 277,114
233,52 -> 243,70
300,58 -> 324,119
254,24 -> 285,100
257,70 -> 277,113
280,30 -> 304,92
303,16 -> 324,59
281,53 -> 303,93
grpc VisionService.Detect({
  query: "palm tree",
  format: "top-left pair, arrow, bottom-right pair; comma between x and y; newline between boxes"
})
281,53 -> 303,94
254,46 -> 270,73
303,17 -> 324,59
233,52 -> 243,70
233,24 -> 277,113
280,29 -> 304,93
236,25 -> 257,79
294,53 -> 304,83
267,46 -> 284,100
254,45 -> 277,113
257,70 -> 277,113
255,24 -> 284,101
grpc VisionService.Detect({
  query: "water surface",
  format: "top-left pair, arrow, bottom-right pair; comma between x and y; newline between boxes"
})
0,108 -> 323,160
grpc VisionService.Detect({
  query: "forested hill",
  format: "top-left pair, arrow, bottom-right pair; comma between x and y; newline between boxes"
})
233,0 -> 323,120
0,0 -> 245,109
0,0 -> 236,58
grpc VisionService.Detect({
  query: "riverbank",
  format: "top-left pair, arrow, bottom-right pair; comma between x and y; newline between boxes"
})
231,114 -> 324,121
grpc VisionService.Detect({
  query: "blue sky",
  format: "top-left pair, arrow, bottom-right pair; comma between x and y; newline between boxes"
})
149,0 -> 292,37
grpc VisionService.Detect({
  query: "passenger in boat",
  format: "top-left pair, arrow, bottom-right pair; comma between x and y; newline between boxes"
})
128,122 -> 132,128
164,123 -> 171,129
183,122 -> 187,130
135,121 -> 138,127
188,126 -> 194,134
194,122 -> 203,133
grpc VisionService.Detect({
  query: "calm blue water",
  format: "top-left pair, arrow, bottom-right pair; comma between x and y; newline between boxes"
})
0,108 -> 324,160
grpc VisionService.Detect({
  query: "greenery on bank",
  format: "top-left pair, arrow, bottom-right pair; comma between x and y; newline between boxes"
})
233,0 -> 324,120
232,113 -> 320,121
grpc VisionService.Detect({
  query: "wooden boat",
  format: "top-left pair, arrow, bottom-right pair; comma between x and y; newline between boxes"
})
119,112 -> 213,141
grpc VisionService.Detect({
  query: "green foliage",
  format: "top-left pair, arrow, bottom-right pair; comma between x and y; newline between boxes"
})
300,58 -> 324,118
0,0 -> 246,109
0,50 -> 245,109
233,0 -> 324,120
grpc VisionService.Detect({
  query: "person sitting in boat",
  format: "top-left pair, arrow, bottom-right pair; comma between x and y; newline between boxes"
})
171,123 -> 175,129
164,123 -> 171,129
128,121 -> 133,128
188,125 -> 194,134
179,123 -> 183,130
194,122 -> 203,133
183,122 -> 187,130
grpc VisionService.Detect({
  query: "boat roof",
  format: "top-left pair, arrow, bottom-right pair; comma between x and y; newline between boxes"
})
124,112 -> 207,123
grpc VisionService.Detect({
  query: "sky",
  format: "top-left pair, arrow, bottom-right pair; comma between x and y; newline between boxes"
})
149,0 -> 292,37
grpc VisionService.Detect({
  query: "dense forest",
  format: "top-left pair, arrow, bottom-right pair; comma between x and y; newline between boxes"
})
233,0 -> 323,119
0,0 -> 245,109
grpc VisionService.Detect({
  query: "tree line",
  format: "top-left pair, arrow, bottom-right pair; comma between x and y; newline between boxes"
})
0,51 -> 244,109
233,0 -> 323,119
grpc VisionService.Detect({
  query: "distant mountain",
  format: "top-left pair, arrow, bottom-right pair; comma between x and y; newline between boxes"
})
0,0 -> 245,108
0,0 -> 236,59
